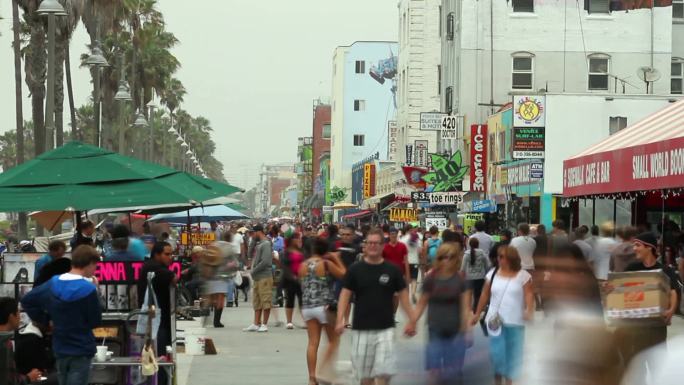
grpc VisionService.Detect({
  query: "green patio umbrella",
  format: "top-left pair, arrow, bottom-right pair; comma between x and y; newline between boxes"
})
0,142 -> 241,212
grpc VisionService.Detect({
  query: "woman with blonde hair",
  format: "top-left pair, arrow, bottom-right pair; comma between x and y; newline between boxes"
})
407,242 -> 472,385
472,246 -> 534,385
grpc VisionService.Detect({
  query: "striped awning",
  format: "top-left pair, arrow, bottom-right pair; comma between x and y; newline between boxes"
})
563,99 -> 684,197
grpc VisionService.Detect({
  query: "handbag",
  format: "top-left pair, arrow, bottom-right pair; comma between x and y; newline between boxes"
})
233,270 -> 243,286
136,273 -> 161,338
485,268 -> 512,336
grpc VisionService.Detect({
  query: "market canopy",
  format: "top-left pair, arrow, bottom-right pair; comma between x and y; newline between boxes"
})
0,141 -> 242,211
563,99 -> 684,198
147,205 -> 249,223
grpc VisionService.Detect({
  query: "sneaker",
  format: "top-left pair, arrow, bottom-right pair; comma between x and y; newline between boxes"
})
257,324 -> 269,332
286,323 -> 294,330
243,324 -> 259,332
273,321 -> 284,327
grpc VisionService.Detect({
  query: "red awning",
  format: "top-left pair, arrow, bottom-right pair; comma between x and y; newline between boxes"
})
342,210 -> 373,220
563,100 -> 684,197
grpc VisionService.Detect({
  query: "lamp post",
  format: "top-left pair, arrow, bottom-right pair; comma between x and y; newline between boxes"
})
38,0 -> 66,151
114,56 -> 132,152
147,99 -> 157,162
85,22 -> 109,147
165,124 -> 176,168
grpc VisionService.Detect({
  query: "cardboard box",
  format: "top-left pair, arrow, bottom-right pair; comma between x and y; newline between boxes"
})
605,270 -> 670,326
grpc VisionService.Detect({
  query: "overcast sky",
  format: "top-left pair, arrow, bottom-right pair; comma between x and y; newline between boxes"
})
0,0 -> 397,189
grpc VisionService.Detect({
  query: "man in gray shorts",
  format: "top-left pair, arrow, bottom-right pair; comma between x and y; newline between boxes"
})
336,229 -> 416,385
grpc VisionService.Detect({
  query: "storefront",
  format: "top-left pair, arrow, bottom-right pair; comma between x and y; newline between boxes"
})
562,99 -> 684,237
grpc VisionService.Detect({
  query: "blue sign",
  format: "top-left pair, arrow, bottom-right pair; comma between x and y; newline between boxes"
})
530,162 -> 544,179
471,200 -> 496,213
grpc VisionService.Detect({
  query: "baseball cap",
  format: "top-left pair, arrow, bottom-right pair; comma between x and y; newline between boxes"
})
253,224 -> 264,233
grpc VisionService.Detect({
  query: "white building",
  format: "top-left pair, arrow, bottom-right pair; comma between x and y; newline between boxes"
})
440,0 -> 684,154
330,41 -> 399,192
396,0 -> 442,165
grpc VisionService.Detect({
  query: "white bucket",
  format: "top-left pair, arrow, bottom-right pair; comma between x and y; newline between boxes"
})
184,327 -> 206,355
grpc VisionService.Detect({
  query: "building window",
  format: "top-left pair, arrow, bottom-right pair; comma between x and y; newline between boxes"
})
353,135 -> 365,146
354,100 -> 366,111
588,54 -> 610,90
512,0 -> 534,12
609,116 -> 627,135
588,0 -> 610,13
445,86 -> 453,115
674,0 -> 684,19
322,124 -> 331,139
355,61 -> 365,74
672,60 -> 683,94
512,55 -> 534,89
438,65 -> 442,95
446,13 -> 454,40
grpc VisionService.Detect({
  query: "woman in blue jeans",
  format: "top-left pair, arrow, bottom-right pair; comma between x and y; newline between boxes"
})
407,242 -> 472,385
472,246 -> 534,385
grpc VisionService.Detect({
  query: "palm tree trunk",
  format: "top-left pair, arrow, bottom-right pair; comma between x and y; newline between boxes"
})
12,0 -> 27,239
65,44 -> 77,141
27,21 -> 47,157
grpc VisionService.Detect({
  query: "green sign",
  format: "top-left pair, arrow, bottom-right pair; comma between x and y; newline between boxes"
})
329,186 -> 347,203
422,151 -> 469,192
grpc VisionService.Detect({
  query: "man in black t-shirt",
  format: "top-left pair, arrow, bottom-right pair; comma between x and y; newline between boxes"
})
618,232 -> 678,381
137,241 -> 176,385
336,229 -> 415,384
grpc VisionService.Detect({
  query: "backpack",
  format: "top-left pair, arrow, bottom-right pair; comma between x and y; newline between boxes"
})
427,238 -> 442,263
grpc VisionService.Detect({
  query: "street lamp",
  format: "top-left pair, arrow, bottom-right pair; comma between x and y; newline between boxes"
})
133,111 -> 148,128
114,80 -> 132,101
146,99 -> 157,162
86,30 -> 109,148
180,141 -> 189,148
38,0 -> 66,152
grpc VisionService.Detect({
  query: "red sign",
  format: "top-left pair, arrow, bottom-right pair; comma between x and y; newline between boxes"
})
363,163 -> 376,199
563,136 -> 684,197
94,261 -> 182,284
402,166 -> 428,189
470,124 -> 488,193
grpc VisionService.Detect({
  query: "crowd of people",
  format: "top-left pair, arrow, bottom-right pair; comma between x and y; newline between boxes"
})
1,217 -> 683,385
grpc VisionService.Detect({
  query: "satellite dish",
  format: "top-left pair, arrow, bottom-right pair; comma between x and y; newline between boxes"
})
637,66 -> 661,82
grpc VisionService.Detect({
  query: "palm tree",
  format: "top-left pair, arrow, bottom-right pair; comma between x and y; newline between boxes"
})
54,0 -> 82,146
12,0 -> 28,238
19,0 -> 47,157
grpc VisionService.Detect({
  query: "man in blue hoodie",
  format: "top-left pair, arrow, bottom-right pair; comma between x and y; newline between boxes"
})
21,245 -> 102,385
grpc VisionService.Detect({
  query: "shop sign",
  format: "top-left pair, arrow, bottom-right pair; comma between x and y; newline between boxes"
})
471,199 -> 497,213
425,214 -> 448,231
470,124 -> 488,192
441,115 -> 462,139
502,163 -> 535,186
420,112 -> 447,131
363,163 -> 376,199
329,186 -> 347,203
556,132 -> 684,197
180,232 -> 215,246
513,95 -> 545,127
406,145 -> 414,165
322,206 -> 334,213
530,161 -> 544,179
513,127 -> 545,159
422,151 -> 469,192
388,121 -> 398,161
389,207 -> 419,222
402,166 -> 428,189
415,140 -> 429,167
95,261 -> 182,284
411,191 -> 466,206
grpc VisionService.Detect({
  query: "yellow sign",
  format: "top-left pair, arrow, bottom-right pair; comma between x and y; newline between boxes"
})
180,232 -> 216,246
389,208 -> 419,223
363,164 -> 375,199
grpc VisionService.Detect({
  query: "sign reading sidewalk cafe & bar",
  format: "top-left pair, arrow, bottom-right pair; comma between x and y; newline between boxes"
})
389,207 -> 419,222
563,136 -> 684,197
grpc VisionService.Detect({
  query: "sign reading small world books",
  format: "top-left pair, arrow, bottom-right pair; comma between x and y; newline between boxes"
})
411,191 -> 466,206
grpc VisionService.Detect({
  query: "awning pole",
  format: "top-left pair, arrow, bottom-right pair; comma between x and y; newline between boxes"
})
127,212 -> 132,232
592,198 -> 596,226
661,191 -> 666,257
612,199 -> 617,237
